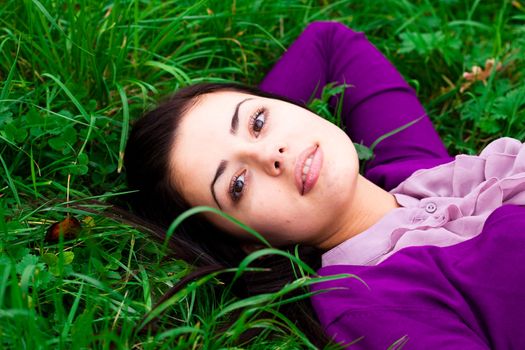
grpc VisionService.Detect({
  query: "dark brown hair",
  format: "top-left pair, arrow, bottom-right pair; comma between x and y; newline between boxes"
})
124,82 -> 331,346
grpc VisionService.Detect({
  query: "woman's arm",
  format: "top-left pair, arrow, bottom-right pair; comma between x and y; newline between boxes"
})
260,22 -> 453,189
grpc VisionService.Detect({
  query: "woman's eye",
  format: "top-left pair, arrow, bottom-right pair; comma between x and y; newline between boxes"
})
229,171 -> 246,201
250,108 -> 266,136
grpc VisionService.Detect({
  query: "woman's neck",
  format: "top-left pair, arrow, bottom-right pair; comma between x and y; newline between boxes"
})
316,174 -> 399,250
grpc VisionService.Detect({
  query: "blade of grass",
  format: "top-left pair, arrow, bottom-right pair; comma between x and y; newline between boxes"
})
116,83 -> 130,173
41,73 -> 91,123
0,153 -> 21,207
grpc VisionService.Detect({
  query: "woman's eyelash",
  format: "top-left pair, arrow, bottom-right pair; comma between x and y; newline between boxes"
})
228,108 -> 266,203
229,170 -> 246,202
249,107 -> 267,136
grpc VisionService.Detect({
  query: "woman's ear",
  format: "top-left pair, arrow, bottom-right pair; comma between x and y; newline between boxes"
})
240,242 -> 266,255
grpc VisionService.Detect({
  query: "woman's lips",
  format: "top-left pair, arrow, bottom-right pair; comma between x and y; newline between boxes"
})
295,145 -> 323,195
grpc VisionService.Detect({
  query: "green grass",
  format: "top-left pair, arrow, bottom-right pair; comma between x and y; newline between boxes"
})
1,0 -> 524,348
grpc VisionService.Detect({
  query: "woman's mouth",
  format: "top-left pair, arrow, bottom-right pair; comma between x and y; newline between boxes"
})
295,144 -> 323,195
301,154 -> 314,183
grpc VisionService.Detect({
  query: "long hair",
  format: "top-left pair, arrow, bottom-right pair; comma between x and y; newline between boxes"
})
124,82 -> 330,346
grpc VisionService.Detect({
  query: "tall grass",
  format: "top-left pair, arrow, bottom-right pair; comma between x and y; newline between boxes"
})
0,0 -> 524,349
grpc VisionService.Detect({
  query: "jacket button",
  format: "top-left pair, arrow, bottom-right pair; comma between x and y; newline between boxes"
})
425,202 -> 437,213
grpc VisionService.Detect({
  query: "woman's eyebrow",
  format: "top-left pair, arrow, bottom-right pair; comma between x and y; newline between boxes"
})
230,98 -> 253,134
210,159 -> 227,209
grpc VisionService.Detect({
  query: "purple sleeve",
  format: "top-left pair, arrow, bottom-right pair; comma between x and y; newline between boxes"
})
311,205 -> 525,349
259,22 -> 453,189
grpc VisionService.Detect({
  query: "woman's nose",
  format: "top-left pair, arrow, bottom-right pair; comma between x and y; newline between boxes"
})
241,142 -> 287,176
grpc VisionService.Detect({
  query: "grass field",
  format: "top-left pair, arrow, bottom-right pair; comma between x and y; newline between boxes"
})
1,0 -> 524,349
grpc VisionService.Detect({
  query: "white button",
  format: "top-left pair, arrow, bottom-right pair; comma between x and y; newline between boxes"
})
425,202 -> 437,213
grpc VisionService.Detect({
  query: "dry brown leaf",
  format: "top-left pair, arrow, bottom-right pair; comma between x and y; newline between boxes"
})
460,58 -> 502,93
45,216 -> 81,242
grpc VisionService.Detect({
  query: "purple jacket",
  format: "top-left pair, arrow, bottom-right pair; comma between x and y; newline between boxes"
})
311,204 -> 525,349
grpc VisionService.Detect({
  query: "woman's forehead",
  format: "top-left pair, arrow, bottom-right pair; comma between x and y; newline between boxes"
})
177,91 -> 256,143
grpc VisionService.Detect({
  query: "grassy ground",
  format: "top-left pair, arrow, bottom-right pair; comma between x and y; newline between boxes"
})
1,0 -> 524,349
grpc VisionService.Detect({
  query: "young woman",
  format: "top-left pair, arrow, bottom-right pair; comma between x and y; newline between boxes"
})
124,22 -> 525,349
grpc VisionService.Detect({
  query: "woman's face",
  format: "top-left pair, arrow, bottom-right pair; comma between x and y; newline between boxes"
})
170,91 -> 359,248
